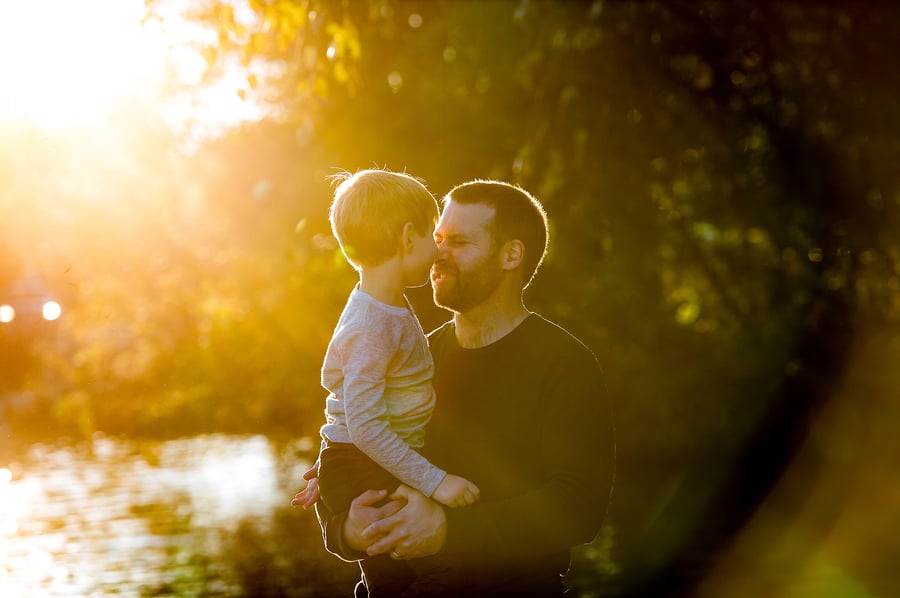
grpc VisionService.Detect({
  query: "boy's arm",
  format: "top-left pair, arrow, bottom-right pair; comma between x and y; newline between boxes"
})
338,327 -> 447,497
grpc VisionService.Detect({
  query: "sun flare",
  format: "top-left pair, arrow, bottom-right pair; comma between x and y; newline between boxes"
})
0,0 -> 167,129
0,0 -> 261,134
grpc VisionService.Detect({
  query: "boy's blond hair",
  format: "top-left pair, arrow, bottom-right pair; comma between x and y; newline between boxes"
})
329,169 -> 439,269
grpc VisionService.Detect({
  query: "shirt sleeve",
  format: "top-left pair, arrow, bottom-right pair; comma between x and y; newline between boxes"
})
314,491 -> 367,562
337,322 -> 446,497
443,347 -> 615,558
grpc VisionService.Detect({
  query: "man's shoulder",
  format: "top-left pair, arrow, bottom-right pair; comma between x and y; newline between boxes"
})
425,319 -> 456,362
527,313 -> 594,353
522,313 -> 602,373
426,318 -> 454,341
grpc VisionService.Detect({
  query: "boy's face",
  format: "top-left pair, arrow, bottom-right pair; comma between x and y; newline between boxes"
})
404,224 -> 438,287
431,201 -> 503,313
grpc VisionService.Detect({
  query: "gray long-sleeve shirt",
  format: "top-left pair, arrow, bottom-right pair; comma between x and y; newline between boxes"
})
319,287 -> 446,497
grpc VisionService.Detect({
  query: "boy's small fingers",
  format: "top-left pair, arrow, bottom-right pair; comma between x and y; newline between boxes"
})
302,466 -> 319,480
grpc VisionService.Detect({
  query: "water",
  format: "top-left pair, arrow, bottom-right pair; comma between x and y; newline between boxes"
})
0,433 -> 351,597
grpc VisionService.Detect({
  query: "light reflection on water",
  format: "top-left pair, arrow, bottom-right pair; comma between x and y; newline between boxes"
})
0,434 -> 315,597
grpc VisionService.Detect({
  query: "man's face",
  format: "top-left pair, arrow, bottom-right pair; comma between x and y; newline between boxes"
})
431,201 -> 503,313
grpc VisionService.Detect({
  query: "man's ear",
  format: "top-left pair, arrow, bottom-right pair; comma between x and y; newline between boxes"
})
500,239 -> 525,271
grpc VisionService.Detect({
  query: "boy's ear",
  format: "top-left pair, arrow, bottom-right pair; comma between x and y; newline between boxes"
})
500,239 -> 525,271
401,222 -> 416,253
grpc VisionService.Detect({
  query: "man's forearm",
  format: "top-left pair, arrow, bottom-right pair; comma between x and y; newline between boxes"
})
442,472 -> 610,558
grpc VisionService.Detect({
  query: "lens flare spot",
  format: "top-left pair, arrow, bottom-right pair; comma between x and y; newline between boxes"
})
42,302 -> 62,321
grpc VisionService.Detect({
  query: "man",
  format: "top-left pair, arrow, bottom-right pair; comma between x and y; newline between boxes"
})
301,180 -> 615,597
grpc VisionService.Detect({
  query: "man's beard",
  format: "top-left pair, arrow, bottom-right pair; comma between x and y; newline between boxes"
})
432,252 -> 503,314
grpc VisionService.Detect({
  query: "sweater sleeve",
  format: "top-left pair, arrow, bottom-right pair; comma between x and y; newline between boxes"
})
337,323 -> 446,497
443,347 -> 615,558
314,491 -> 367,562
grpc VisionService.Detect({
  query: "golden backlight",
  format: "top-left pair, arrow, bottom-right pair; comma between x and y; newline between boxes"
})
0,0 -> 166,129
0,0 -> 261,134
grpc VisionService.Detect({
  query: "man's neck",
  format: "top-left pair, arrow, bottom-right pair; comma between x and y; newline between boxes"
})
453,298 -> 530,349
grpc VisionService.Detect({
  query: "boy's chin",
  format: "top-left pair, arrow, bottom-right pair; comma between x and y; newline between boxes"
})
405,278 -> 431,289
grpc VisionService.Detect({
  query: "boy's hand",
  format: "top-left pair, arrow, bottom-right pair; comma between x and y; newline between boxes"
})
291,461 -> 320,509
431,473 -> 480,508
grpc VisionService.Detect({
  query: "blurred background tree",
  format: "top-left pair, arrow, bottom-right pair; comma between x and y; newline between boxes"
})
2,0 -> 899,595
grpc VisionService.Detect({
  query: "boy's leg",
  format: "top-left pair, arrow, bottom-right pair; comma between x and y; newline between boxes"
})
318,442 -> 401,513
318,442 -> 415,597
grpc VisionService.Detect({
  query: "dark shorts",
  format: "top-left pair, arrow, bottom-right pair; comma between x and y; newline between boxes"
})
318,440 -> 403,515
318,441 -> 419,597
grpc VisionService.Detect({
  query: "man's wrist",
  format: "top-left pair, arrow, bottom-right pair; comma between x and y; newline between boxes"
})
321,509 -> 367,562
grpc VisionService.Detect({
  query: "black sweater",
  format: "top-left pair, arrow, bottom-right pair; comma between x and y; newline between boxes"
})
320,314 -> 615,596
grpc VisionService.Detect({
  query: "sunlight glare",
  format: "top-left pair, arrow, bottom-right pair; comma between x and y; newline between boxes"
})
0,518 -> 17,536
0,0 -> 167,129
0,469 -> 23,540
0,0 -> 262,136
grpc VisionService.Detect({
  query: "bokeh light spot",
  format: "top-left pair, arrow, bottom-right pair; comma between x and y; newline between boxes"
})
387,71 -> 404,93
42,302 -> 62,321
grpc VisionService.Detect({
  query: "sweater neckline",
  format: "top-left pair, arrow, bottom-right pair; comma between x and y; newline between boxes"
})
449,313 -> 536,351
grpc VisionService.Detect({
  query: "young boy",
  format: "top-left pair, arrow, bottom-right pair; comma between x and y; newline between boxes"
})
312,169 -> 480,595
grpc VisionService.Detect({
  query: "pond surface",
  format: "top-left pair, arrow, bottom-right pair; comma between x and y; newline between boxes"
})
0,434 -> 353,597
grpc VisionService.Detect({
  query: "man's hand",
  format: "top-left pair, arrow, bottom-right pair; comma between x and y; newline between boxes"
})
291,461 -> 320,509
343,489 -> 406,552
362,484 -> 447,560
